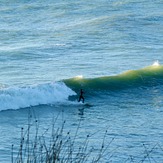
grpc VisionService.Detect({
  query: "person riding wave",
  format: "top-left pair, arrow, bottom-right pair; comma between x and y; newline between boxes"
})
78,89 -> 84,103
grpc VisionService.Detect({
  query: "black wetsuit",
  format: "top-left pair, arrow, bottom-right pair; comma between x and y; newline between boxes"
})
78,89 -> 84,103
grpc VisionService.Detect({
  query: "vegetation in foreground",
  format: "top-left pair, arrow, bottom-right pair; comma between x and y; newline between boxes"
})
11,110 -> 163,163
11,111 -> 114,163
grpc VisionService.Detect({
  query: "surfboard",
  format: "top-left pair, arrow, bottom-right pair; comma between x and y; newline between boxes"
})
84,103 -> 92,107
78,102 -> 93,107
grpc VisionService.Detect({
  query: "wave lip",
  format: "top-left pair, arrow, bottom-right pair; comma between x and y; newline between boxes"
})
0,82 -> 76,111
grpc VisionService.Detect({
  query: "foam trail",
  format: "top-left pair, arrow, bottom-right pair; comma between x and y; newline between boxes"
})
0,82 -> 76,111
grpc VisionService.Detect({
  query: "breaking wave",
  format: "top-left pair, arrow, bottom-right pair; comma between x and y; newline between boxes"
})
1,62 -> 163,111
0,82 -> 76,111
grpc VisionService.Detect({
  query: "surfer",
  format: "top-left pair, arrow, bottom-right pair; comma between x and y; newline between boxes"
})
78,89 -> 84,103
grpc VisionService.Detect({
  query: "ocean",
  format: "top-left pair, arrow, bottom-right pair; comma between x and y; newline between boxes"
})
0,0 -> 163,162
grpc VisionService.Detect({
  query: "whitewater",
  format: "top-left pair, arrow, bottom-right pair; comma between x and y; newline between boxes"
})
0,0 -> 163,162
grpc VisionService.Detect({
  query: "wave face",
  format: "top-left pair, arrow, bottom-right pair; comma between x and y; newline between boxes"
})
0,82 -> 76,111
64,64 -> 163,93
1,64 -> 163,111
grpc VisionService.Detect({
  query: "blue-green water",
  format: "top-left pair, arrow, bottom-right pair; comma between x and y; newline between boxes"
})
0,0 -> 163,162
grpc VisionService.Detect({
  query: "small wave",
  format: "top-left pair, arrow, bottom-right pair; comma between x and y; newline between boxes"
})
0,82 -> 76,111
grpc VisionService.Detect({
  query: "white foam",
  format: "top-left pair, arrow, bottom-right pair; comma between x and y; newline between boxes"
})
75,75 -> 83,79
152,60 -> 160,66
0,82 -> 76,111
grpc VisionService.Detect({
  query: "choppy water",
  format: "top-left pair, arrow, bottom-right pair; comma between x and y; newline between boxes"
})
0,0 -> 163,162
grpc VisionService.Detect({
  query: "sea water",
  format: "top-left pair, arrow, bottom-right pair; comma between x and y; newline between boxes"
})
0,0 -> 163,162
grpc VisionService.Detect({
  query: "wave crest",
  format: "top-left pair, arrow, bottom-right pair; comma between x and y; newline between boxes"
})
64,64 -> 163,92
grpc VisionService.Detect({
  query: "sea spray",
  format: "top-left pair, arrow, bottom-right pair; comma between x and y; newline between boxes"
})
0,82 -> 76,110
